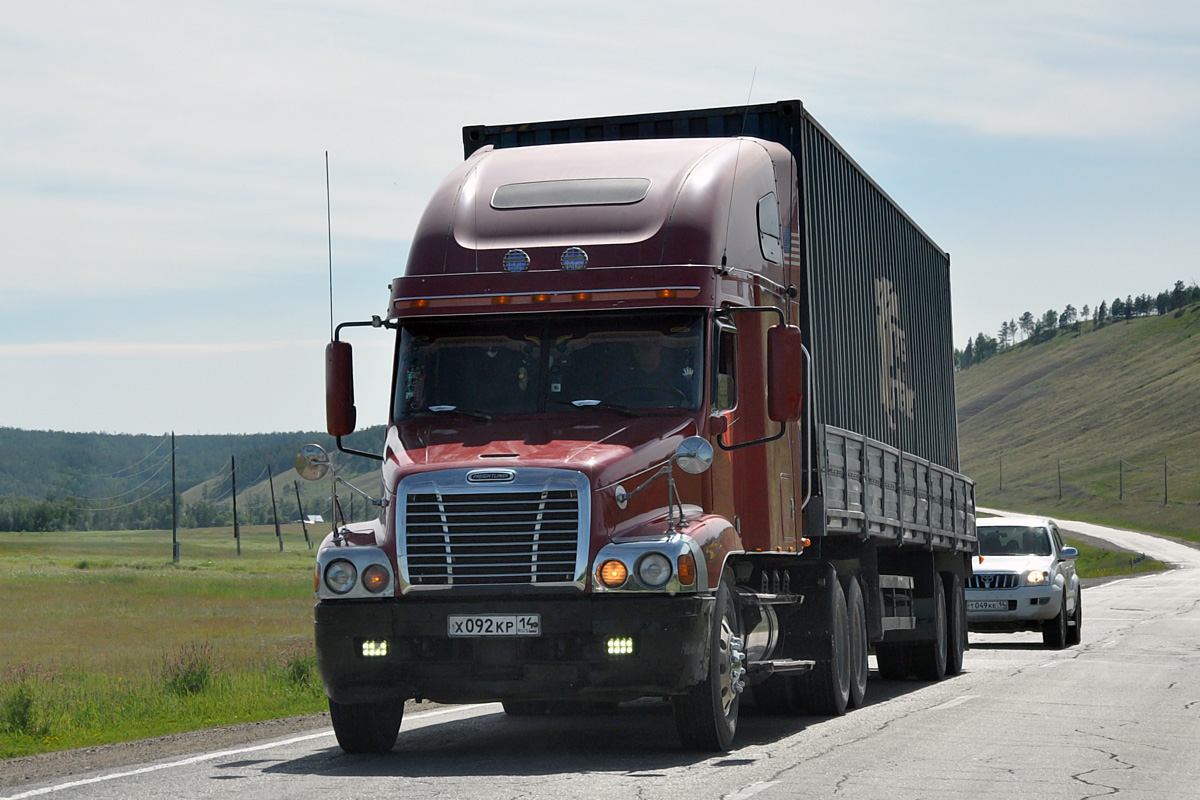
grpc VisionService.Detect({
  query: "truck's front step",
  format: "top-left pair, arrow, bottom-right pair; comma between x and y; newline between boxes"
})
746,658 -> 815,677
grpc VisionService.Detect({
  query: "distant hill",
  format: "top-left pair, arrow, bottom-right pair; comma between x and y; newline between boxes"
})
956,302 -> 1200,540
0,426 -> 385,531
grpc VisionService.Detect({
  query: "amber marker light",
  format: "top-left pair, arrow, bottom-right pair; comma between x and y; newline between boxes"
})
676,553 -> 697,586
573,292 -> 592,302
657,289 -> 676,299
598,559 -> 628,588
362,564 -> 391,593
413,298 -> 430,308
533,293 -> 552,303
492,295 -> 513,305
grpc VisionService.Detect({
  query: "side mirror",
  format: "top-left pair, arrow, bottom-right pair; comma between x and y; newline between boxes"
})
674,436 -> 714,475
296,443 -> 332,481
766,325 -> 803,422
1059,546 -> 1078,560
326,341 -> 357,437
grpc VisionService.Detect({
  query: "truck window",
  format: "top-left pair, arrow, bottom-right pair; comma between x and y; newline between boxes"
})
757,193 -> 783,264
713,323 -> 738,412
395,324 -> 541,418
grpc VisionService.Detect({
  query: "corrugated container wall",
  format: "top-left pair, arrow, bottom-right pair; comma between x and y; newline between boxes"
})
463,100 -> 961,472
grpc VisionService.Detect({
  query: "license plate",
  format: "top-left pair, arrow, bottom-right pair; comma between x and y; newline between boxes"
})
967,600 -> 1008,612
447,614 -> 541,637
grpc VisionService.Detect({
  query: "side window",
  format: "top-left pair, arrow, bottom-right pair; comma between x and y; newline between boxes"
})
713,322 -> 738,411
757,193 -> 783,264
1050,525 -> 1065,555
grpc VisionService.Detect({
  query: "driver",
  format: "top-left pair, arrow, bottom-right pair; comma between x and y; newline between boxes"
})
610,338 -> 695,406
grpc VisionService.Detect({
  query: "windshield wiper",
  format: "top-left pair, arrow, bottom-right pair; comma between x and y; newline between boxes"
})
551,399 -> 643,418
410,405 -> 493,422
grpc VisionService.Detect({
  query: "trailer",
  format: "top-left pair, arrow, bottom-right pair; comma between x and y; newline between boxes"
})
307,99 -> 976,754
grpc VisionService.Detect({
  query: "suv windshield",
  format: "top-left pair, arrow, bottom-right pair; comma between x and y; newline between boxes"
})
978,526 -> 1053,557
394,312 -> 704,421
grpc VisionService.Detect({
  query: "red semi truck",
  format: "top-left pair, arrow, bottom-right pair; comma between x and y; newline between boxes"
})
305,100 -> 977,753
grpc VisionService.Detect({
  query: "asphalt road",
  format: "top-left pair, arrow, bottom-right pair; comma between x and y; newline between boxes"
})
5,516 -> 1199,800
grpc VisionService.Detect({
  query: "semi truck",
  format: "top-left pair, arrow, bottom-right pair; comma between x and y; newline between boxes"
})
304,99 -> 977,754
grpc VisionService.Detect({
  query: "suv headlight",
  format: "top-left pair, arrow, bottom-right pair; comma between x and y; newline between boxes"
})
1025,570 -> 1048,585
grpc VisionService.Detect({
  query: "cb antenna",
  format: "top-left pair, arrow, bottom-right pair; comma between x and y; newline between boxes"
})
721,67 -> 757,271
326,151 -> 334,341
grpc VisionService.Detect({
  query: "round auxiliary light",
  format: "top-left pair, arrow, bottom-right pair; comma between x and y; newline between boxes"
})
324,559 -> 357,594
362,564 -> 391,593
598,559 -> 629,588
636,552 -> 673,588
560,246 -> 588,271
502,249 -> 531,273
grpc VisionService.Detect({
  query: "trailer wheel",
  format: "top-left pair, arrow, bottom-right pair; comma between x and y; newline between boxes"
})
328,697 -> 404,754
941,571 -> 966,676
912,572 -> 947,681
797,577 -> 850,716
674,572 -> 743,751
842,577 -> 869,708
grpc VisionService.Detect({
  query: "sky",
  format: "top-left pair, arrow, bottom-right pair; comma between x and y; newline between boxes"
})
2,1 -> 1198,435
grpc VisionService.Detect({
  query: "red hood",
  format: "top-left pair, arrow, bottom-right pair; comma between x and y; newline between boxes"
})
382,413 -> 698,490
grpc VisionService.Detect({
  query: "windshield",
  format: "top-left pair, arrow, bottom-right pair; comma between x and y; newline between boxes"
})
394,312 -> 704,421
978,526 -> 1053,557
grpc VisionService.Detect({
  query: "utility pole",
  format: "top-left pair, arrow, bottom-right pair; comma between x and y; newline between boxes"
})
1119,459 -> 1123,501
1057,459 -> 1062,501
231,455 -> 241,556
268,464 -> 283,552
171,431 -> 179,563
1164,457 -> 1168,506
295,480 -> 312,549
998,456 -> 1003,493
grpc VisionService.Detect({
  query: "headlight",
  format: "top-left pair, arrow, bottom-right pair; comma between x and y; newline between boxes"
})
1025,570 -> 1048,585
325,559 -> 358,594
636,553 -> 673,588
598,559 -> 629,588
362,564 -> 391,593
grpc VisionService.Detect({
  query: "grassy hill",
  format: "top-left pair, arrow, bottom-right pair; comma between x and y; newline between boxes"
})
956,302 -> 1200,541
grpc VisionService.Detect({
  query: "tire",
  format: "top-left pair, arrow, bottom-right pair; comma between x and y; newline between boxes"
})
912,572 -> 947,681
502,699 -> 548,716
329,697 -> 404,754
941,571 -> 967,676
797,576 -> 850,716
842,577 -> 869,709
1043,590 -> 1068,649
1066,588 -> 1082,646
674,572 -> 744,751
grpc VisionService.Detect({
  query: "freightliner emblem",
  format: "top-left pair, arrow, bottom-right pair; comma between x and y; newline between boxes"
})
466,469 -> 517,484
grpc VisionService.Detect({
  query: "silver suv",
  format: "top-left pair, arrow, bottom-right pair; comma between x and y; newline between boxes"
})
967,516 -> 1081,648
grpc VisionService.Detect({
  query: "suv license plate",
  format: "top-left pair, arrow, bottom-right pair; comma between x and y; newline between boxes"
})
967,600 -> 1008,612
447,614 -> 541,637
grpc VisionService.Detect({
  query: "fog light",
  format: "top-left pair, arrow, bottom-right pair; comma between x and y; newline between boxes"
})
607,637 -> 634,656
361,639 -> 389,657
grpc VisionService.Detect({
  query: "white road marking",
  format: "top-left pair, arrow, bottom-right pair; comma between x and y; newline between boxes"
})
725,781 -> 780,800
2,704 -> 497,799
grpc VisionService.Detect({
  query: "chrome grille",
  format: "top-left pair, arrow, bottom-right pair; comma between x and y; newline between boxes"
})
397,468 -> 589,591
967,573 -> 1019,590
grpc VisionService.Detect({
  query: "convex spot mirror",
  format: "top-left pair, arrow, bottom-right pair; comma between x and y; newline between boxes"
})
674,436 -> 714,475
296,444 -> 332,482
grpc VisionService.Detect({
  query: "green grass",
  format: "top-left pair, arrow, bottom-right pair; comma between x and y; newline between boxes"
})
1066,538 -> 1167,580
957,304 -> 1200,541
0,525 -> 326,758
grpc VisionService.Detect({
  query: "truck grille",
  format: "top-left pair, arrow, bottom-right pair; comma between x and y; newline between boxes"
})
399,470 -> 589,590
967,573 -> 1019,590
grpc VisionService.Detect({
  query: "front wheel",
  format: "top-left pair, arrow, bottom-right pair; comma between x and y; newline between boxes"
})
329,697 -> 404,754
674,573 -> 744,751
1066,588 -> 1082,646
1043,591 -> 1068,649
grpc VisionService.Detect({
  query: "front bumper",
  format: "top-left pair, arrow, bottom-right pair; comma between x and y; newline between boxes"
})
966,584 -> 1063,632
314,594 -> 714,705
